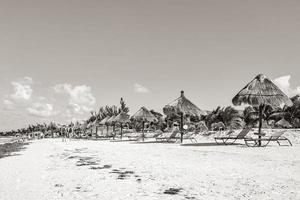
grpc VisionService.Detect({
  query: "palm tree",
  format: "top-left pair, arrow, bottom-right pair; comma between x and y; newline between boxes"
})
268,95 -> 300,127
204,106 -> 222,129
243,106 -> 258,125
205,106 -> 244,130
119,97 -> 129,113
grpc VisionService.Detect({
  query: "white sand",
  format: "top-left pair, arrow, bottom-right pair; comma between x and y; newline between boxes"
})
0,131 -> 299,200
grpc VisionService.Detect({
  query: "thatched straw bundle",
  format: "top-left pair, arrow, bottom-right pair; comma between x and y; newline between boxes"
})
163,91 -> 207,116
232,74 -> 292,107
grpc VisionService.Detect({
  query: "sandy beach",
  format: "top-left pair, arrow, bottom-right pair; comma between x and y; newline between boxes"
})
0,131 -> 299,200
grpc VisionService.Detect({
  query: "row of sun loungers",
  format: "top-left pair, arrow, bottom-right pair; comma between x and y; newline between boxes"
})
214,127 -> 292,147
53,127 -> 293,147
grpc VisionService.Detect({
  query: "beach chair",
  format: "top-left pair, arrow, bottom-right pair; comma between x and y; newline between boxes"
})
214,126 -> 252,145
13,134 -> 26,143
182,132 -> 198,143
155,131 -> 180,142
128,131 -> 163,142
244,131 -> 292,147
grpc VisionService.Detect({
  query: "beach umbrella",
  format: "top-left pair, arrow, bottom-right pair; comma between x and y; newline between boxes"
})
163,91 -> 207,142
232,74 -> 292,146
91,119 -> 100,137
99,116 -> 110,125
99,116 -> 110,135
114,112 -> 130,139
107,115 -> 117,138
107,115 -> 117,124
132,107 -> 157,140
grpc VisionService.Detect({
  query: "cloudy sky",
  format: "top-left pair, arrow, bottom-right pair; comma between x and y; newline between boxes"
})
1,0 -> 300,130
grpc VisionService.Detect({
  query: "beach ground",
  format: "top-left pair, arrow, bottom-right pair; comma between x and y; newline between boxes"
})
0,132 -> 299,200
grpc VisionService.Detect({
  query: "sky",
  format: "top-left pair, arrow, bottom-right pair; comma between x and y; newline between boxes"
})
1,0 -> 300,131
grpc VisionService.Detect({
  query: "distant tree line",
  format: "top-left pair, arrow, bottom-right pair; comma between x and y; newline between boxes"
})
2,95 -> 300,136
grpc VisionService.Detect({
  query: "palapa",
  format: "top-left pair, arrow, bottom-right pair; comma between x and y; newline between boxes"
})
114,112 -> 130,123
163,91 -> 206,142
114,112 -> 130,139
163,91 -> 207,116
99,116 -> 110,125
132,107 -> 156,122
99,116 -> 111,136
232,74 -> 293,146
106,115 -> 117,124
232,74 -> 292,107
106,115 -> 117,138
132,107 -> 157,140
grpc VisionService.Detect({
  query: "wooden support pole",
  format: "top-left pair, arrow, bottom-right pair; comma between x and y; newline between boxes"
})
142,121 -> 145,141
180,112 -> 183,143
120,123 -> 123,139
258,105 -> 264,147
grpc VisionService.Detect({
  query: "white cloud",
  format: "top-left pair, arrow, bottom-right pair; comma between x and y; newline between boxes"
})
54,83 -> 96,113
273,75 -> 300,97
134,83 -> 149,93
3,99 -> 14,110
27,102 -> 60,117
22,76 -> 33,84
10,77 -> 33,101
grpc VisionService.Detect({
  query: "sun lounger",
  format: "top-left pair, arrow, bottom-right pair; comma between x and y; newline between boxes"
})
127,131 -> 164,141
97,135 -> 114,140
123,132 -> 141,141
12,134 -> 26,143
182,132 -> 197,143
214,126 -> 252,145
244,131 -> 292,147
155,131 -> 180,142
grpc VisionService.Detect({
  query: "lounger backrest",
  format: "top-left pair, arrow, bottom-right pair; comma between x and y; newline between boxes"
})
169,129 -> 179,138
270,131 -> 286,139
236,127 -> 252,139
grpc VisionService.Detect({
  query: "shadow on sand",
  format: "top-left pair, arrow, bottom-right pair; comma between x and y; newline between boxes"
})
133,140 -> 177,144
180,142 -> 241,147
110,139 -> 139,143
0,142 -> 29,159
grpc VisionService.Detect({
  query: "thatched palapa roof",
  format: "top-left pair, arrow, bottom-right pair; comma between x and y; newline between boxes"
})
106,115 -> 117,124
163,91 -> 207,116
114,112 -> 130,123
232,74 -> 292,107
99,116 -> 110,125
92,118 -> 99,126
132,107 -> 156,122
